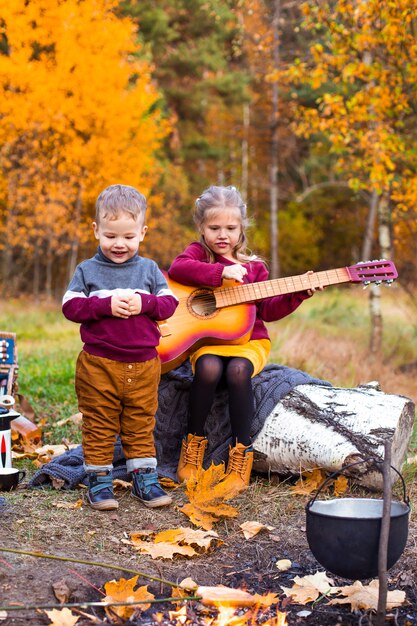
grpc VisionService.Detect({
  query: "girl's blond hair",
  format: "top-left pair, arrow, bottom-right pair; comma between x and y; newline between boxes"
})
194,185 -> 257,263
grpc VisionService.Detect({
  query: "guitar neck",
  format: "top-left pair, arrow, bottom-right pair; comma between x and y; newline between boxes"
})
214,268 -> 352,307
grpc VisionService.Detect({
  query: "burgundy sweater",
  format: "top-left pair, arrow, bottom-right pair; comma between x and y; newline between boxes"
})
168,242 -> 310,341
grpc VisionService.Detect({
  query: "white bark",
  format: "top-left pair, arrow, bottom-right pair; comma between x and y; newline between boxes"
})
253,382 -> 415,490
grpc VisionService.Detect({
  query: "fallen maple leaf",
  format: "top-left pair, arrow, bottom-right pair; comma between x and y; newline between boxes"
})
328,579 -> 406,611
112,479 -> 131,490
290,468 -> 327,496
179,463 -> 241,530
55,413 -> 83,427
103,576 -> 154,619
13,443 -> 78,463
52,579 -> 71,604
44,607 -> 79,626
155,527 -> 222,551
53,499 -> 83,509
159,476 -> 180,489
333,475 -> 349,496
239,520 -> 275,539
130,537 -> 197,559
130,527 -> 221,559
280,571 -> 337,604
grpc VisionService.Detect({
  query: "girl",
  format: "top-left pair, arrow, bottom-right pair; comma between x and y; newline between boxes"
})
168,185 -> 321,491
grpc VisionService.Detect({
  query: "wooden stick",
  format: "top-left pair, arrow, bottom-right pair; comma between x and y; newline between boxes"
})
376,439 -> 392,625
0,546 -> 177,588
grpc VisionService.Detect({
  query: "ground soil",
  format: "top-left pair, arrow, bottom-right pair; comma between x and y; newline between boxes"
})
1,472 -> 417,626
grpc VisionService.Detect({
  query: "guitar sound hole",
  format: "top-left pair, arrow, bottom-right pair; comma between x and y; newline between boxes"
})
189,289 -> 217,318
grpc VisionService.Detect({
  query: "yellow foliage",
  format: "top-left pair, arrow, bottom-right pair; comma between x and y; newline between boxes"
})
179,463 -> 242,530
129,527 -> 222,559
0,0 -> 170,264
103,576 -> 154,620
278,0 -> 417,221
328,579 -> 406,611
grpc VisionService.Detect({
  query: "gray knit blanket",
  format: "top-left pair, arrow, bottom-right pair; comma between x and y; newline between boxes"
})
29,361 -> 330,489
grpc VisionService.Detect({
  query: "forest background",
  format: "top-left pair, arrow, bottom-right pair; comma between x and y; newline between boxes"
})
1,0 -> 416,336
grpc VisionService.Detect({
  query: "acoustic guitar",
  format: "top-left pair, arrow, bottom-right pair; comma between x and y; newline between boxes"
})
157,260 -> 398,373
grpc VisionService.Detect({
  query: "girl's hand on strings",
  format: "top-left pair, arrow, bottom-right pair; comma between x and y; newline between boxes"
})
222,264 -> 248,283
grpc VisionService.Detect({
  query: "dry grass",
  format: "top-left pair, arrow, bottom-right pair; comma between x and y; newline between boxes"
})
267,283 -> 417,404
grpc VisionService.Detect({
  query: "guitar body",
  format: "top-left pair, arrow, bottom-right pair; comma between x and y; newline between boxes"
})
157,275 -> 256,373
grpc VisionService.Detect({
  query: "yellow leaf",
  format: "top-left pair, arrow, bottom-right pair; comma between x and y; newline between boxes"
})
53,499 -> 83,509
44,608 -> 79,626
290,468 -> 327,496
179,463 -> 241,530
129,527 -> 221,559
276,559 -> 292,572
154,527 -> 222,551
328,579 -> 406,611
239,521 -> 275,539
112,479 -> 132,490
280,571 -> 337,604
333,475 -> 349,497
159,476 -> 180,489
130,537 -> 197,560
103,576 -> 154,619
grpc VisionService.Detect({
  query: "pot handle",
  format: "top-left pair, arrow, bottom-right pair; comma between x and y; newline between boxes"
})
306,457 -> 410,509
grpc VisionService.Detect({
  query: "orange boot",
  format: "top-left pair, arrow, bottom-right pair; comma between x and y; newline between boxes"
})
221,443 -> 254,492
177,434 -> 208,483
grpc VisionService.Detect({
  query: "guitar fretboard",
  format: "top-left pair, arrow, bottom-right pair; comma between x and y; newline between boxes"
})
214,268 -> 351,307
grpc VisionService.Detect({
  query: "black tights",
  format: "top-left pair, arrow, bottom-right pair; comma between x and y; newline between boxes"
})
188,354 -> 254,446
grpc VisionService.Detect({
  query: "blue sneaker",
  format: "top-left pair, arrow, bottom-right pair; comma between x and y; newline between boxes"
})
87,471 -> 119,511
131,469 -> 172,508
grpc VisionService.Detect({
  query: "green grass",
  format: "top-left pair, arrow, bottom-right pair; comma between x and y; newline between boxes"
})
1,298 -> 81,430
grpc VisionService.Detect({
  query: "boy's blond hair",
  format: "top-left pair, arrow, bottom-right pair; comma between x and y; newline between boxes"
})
95,184 -> 147,223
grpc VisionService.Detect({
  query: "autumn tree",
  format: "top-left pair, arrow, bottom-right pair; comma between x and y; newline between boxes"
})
275,0 -> 417,352
0,0 -> 175,296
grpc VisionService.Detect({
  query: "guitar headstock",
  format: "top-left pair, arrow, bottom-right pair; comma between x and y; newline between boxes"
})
347,260 -> 398,285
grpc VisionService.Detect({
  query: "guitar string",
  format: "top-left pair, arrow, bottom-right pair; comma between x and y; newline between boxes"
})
167,267 -> 393,318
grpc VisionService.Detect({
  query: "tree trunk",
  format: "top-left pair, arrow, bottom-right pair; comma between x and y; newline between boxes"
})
269,0 -> 280,279
369,190 -> 392,356
253,382 -> 414,490
241,103 -> 249,203
361,189 -> 378,261
67,187 -> 83,283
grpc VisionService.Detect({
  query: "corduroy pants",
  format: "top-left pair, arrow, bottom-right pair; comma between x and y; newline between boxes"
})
75,351 -> 160,467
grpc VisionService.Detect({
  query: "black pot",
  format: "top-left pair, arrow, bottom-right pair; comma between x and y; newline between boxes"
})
305,461 -> 410,580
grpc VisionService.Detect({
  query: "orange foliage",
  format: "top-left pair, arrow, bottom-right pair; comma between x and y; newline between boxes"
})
0,0 -> 170,283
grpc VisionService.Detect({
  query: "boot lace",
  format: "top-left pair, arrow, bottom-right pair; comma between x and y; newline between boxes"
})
228,448 -> 251,474
185,438 -> 205,467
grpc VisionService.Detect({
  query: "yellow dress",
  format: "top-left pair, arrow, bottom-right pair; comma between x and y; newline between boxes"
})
189,338 -> 271,377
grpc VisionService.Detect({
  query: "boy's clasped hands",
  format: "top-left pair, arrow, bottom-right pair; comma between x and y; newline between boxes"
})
111,294 -> 142,318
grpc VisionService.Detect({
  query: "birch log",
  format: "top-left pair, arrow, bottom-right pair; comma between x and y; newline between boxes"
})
252,382 -> 415,490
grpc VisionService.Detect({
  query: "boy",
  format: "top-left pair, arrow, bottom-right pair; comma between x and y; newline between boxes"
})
63,184 -> 178,511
